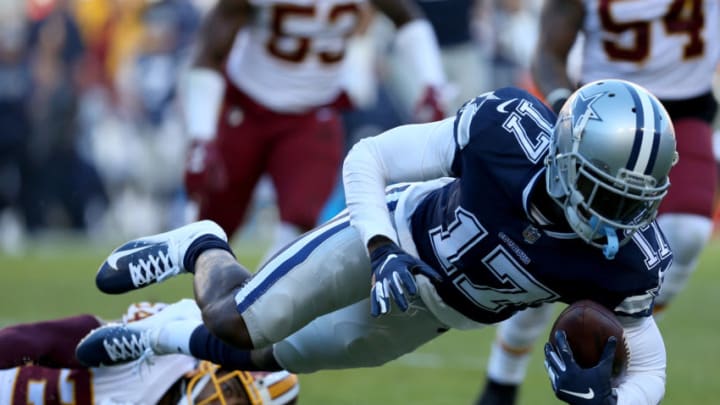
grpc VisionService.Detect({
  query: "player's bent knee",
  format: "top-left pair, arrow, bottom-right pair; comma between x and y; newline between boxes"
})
200,300 -> 254,349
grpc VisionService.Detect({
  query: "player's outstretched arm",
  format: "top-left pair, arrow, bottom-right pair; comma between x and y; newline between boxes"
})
531,0 -> 584,113
613,316 -> 666,405
372,0 -> 447,122
544,315 -> 666,405
181,0 -> 250,197
343,118 -> 456,248
0,315 -> 101,369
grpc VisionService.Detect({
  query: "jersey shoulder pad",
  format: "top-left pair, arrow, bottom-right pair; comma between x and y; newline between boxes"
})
453,87 -> 553,150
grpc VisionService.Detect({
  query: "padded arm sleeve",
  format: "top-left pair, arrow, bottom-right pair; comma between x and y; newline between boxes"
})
615,316 -> 666,405
342,117 -> 456,249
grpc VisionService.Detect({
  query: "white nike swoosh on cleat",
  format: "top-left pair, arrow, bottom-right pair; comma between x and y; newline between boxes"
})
107,246 -> 155,270
496,98 -> 517,113
559,388 -> 594,400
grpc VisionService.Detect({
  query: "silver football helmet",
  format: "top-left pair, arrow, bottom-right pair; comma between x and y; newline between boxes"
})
546,79 -> 678,258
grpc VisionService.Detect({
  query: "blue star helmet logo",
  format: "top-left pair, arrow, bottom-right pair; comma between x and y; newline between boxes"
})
572,90 -> 605,134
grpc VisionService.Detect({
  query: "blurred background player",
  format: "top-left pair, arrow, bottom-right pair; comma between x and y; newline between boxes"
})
384,0 -> 487,116
384,0 -> 543,119
318,0 -> 484,222
319,0 -> 541,223
475,1 -> 720,404
473,0 -> 542,92
181,0 -> 447,261
0,300 -> 299,405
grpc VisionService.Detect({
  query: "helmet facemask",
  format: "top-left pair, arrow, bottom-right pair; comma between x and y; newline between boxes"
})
177,361 -> 300,405
545,79 -> 677,259
549,149 -> 669,255
178,361 -> 263,405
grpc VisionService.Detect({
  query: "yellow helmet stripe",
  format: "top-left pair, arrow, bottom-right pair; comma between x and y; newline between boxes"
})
267,374 -> 299,400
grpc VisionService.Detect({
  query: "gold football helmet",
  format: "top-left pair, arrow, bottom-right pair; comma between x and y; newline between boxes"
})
179,361 -> 299,405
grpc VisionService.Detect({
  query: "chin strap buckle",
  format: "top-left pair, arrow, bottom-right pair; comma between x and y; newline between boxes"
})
602,228 -> 619,260
590,216 -> 619,260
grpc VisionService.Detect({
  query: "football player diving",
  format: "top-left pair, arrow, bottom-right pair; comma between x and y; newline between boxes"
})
78,79 -> 675,405
477,0 -> 720,403
0,301 -> 298,405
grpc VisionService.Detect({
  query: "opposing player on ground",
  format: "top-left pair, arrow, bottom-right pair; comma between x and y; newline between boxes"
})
476,1 -> 720,403
0,301 -> 298,405
182,0 -> 447,259
79,79 -> 675,405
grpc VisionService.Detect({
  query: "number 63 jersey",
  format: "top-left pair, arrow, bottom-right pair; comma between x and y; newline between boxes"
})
403,87 -> 673,325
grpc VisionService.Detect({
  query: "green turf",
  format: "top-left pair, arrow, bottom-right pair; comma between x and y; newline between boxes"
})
1,236 -> 719,404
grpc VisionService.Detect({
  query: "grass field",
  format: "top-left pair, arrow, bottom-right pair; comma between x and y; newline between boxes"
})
2,235 -> 719,404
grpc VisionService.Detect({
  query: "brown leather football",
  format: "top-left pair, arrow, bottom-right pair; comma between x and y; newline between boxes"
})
549,300 -> 629,376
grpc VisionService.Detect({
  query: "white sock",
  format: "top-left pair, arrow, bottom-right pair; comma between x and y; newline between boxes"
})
487,304 -> 556,384
486,340 -> 532,385
154,319 -> 202,355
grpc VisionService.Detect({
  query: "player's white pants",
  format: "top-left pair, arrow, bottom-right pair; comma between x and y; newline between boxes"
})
234,181 -> 489,373
234,214 -> 447,372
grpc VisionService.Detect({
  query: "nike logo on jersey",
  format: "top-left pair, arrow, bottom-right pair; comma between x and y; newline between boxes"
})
496,98 -> 517,113
559,388 -> 595,400
107,246 -> 154,270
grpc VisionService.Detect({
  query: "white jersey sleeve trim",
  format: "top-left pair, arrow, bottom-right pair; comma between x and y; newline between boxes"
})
614,316 -> 666,405
342,118 -> 456,249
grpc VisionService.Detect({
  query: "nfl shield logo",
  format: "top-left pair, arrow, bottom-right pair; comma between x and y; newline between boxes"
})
522,225 -> 541,244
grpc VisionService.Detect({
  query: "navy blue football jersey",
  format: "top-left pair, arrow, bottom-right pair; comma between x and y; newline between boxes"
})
410,88 -> 672,324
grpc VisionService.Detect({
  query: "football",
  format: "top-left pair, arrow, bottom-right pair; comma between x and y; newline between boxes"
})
549,300 -> 629,376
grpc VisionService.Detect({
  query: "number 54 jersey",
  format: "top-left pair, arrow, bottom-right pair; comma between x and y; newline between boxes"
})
400,87 -> 672,325
579,0 -> 720,100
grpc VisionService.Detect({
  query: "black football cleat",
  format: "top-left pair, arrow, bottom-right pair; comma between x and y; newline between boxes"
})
96,220 -> 227,294
475,378 -> 518,405
75,324 -> 155,367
